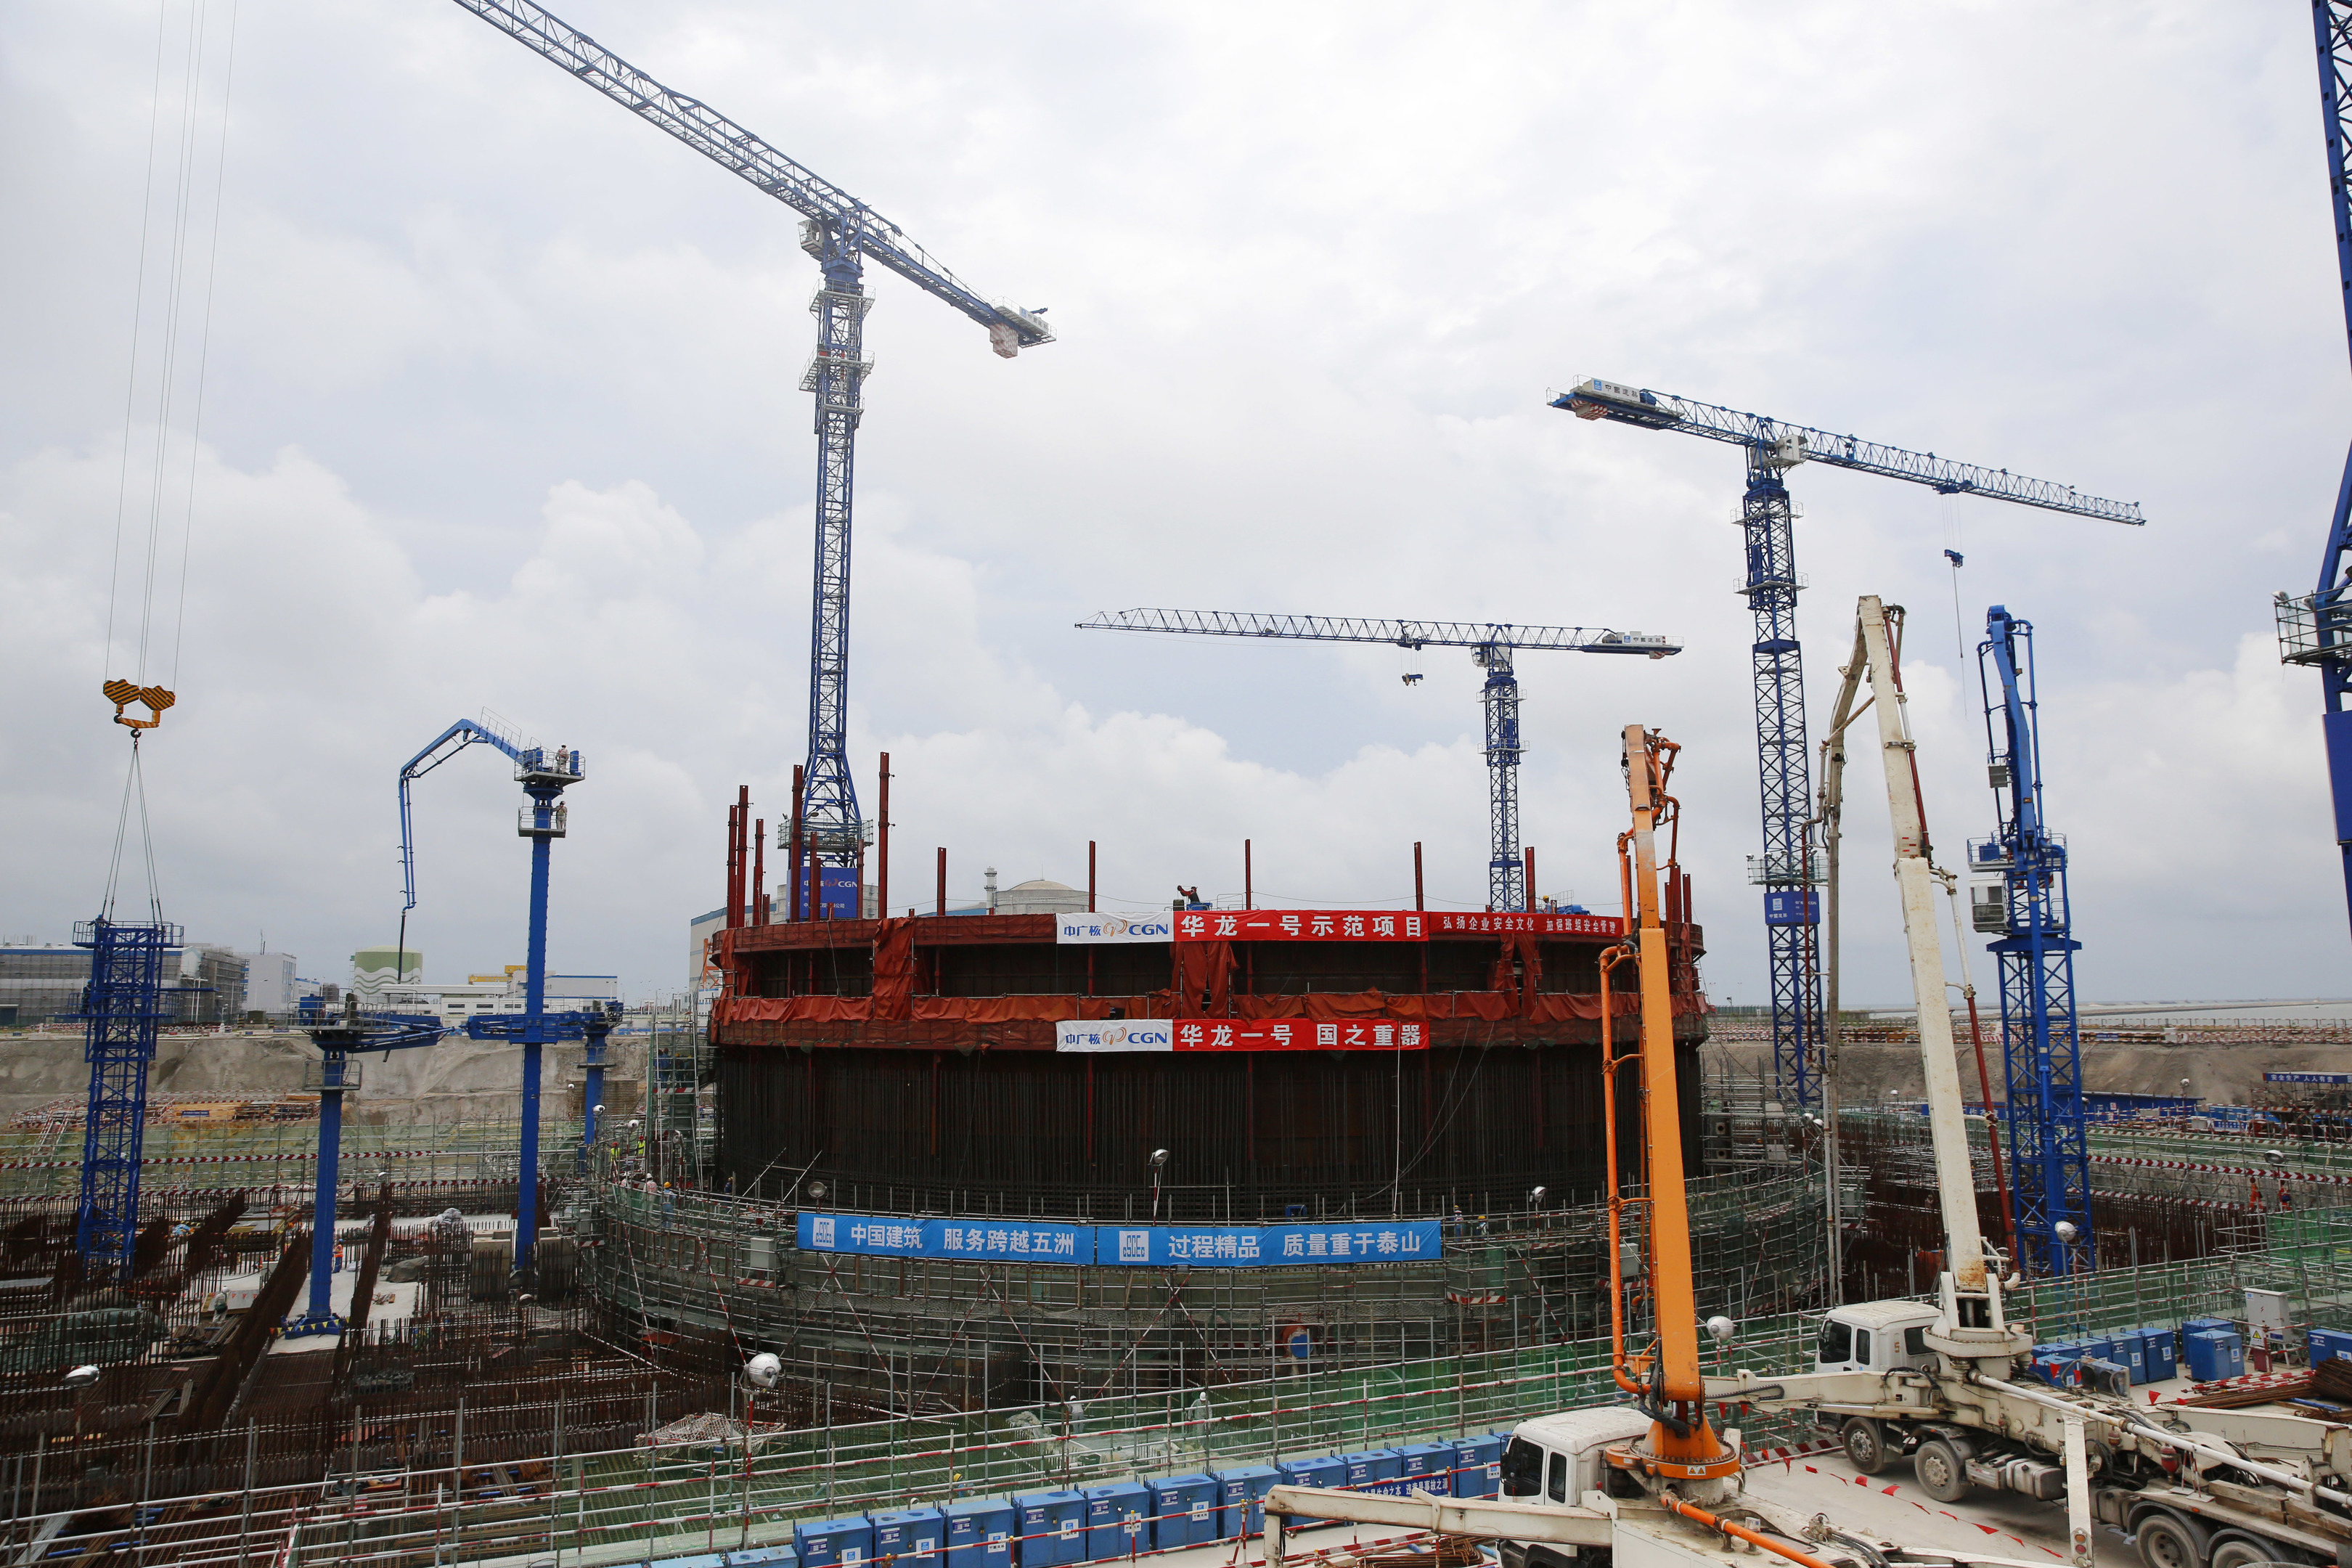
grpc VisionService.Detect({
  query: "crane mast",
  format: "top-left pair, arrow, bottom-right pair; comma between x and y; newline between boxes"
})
1552,378 -> 2140,1106
446,0 -> 1051,874
1077,610 -> 1680,910
2279,1 -> 2352,944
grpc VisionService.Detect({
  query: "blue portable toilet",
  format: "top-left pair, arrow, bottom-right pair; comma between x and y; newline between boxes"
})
2185,1330 -> 2245,1384
1276,1457 -> 1347,1528
730,1551 -> 801,1568
1082,1482 -> 1150,1561
1450,1434 -> 1506,1499
1013,1491 -> 1086,1568
796,1519 -> 875,1568
874,1509 -> 945,1568
946,1500 -> 1016,1568
1148,1475 -> 1217,1551
1395,1442 -> 1455,1496
1211,1464 -> 1281,1538
2310,1328 -> 2352,1367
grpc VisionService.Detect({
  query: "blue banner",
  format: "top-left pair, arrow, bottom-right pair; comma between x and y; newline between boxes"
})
794,1213 -> 1442,1268
1101,1222 -> 1442,1268
798,1213 -> 1095,1263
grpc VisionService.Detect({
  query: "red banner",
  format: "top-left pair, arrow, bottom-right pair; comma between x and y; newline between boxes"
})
1172,910 -> 1427,942
1427,911 -> 1624,938
1173,1018 -> 1428,1050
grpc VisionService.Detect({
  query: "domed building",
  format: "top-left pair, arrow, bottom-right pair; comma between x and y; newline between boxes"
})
990,876 -> 1087,916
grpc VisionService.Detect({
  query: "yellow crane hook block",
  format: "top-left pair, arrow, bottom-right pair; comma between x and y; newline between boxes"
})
102,679 -> 176,730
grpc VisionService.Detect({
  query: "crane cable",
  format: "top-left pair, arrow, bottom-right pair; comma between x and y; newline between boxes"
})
97,0 -> 240,919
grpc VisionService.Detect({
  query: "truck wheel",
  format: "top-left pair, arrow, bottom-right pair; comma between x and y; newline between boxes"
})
2134,1513 -> 2208,1568
1912,1437 -> 1971,1503
1842,1419 -> 1890,1476
2205,1535 -> 2277,1568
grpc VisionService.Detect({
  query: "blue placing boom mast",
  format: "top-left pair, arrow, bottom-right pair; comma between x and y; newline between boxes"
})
1972,607 -> 2090,1278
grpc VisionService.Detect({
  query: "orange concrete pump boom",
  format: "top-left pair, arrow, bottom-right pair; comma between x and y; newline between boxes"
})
1614,724 -> 1739,1490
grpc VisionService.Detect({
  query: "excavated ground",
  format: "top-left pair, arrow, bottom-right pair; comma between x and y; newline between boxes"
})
1707,1038 -> 2349,1106
0,1028 -> 645,1125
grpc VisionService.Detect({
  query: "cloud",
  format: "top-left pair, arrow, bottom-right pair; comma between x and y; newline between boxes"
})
1,0 -> 2345,1004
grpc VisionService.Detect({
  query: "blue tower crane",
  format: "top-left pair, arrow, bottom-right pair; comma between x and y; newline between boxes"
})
285,1003 -> 444,1337
1077,609 -> 1681,911
1550,378 -> 2142,1105
1970,605 -> 2089,1278
447,0 -> 1052,881
2279,2 -> 2352,942
398,717 -> 592,1281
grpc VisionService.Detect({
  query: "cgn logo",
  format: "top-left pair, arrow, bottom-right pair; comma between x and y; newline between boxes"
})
1055,914 -> 1175,944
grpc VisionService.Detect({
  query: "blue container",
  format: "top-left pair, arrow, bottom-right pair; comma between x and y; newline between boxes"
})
2184,1316 -> 2234,1340
2112,1335 -> 2148,1384
1082,1483 -> 1149,1561
946,1501 -> 1016,1568
1148,1476 -> 1217,1551
2185,1329 -> 2245,1384
2029,1355 -> 2070,1387
1013,1492 -> 1086,1568
653,1556 -> 731,1568
1450,1434 -> 1506,1499
730,1552 -> 801,1568
1342,1450 -> 1405,1494
1276,1458 -> 1347,1528
2311,1328 -> 2352,1367
2081,1336 -> 2115,1365
874,1509 -> 944,1568
1211,1465 -> 1281,1538
796,1519 -> 875,1568
1395,1442 -> 1455,1496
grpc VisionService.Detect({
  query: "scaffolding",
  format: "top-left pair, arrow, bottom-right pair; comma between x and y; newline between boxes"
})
579,1152 -> 1831,1419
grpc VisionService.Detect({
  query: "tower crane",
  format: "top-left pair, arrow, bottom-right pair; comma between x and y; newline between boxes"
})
398,716 -> 595,1281
1551,378 -> 2141,1105
446,1 -> 1052,878
1972,605 -> 2090,1277
1077,609 -> 1680,911
2278,3 -> 2352,942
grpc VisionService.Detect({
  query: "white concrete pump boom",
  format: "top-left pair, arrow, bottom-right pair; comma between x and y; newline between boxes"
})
1820,597 -> 2026,1367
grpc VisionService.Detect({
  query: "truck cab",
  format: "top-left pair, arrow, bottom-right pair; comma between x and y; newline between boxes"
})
1813,1301 -> 1939,1376
1496,1407 -> 1656,1568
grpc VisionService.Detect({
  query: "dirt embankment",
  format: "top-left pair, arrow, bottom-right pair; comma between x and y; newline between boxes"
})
1705,1040 -> 2347,1106
0,1029 -> 646,1126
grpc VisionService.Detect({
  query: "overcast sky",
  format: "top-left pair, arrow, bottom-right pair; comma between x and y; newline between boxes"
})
3,0 -> 2345,1005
